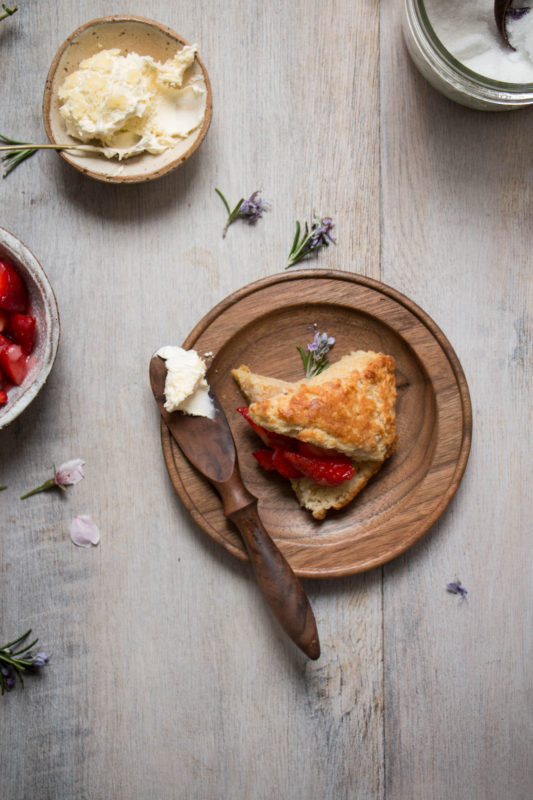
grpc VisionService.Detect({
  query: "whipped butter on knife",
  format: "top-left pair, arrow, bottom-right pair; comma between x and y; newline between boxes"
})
156,346 -> 215,419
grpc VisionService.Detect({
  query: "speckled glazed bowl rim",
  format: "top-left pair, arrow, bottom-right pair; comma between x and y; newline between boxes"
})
0,227 -> 60,430
42,14 -> 213,184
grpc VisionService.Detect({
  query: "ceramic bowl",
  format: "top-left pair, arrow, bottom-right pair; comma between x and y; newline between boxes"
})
0,228 -> 60,430
42,15 -> 212,183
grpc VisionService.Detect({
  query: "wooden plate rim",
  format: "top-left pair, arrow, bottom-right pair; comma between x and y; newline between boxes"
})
161,269 -> 472,577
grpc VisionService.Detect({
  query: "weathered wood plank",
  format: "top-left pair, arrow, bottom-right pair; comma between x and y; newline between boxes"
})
1,2 -> 384,798
381,2 -> 533,798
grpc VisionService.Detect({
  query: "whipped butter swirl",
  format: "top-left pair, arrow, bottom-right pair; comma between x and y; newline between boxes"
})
58,46 -> 206,159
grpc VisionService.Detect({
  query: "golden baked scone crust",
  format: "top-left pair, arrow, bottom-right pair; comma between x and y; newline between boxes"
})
246,351 -> 396,461
231,365 -> 292,403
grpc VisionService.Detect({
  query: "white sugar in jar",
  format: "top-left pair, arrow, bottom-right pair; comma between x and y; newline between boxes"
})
403,0 -> 533,109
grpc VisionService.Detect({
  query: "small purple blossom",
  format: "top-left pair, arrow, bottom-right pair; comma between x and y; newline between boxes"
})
286,216 -> 336,268
298,324 -> 336,377
21,457 -> 85,499
308,329 -> 336,357
30,652 -> 50,668
216,187 -> 269,237
239,191 -> 269,222
1,663 -> 16,691
306,217 -> 336,251
446,580 -> 468,599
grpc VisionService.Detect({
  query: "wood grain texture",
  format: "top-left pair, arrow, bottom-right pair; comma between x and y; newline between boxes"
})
1,0 -> 530,798
1,2 -> 384,799
161,271 -> 471,576
381,2 -> 533,799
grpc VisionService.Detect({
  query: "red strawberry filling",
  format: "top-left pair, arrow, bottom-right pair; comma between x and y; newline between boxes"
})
238,405 -> 355,486
0,261 -> 36,404
0,259 -> 28,313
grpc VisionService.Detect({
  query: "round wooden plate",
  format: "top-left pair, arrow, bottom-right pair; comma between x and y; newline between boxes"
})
160,270 -> 472,578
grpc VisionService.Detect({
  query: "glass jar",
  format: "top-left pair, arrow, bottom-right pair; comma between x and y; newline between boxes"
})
403,0 -> 533,110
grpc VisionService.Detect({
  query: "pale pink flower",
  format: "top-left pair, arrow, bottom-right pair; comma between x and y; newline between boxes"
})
21,457 -> 85,499
70,515 -> 100,548
54,459 -> 85,487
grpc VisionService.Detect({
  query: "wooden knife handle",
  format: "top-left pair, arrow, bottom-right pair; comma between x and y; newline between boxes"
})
228,501 -> 321,660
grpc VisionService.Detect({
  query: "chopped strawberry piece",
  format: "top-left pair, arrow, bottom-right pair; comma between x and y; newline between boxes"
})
0,310 -> 8,333
0,341 -> 27,385
237,406 -> 295,449
252,449 -> 276,471
284,451 -> 355,486
0,389 -> 7,405
10,313 -> 36,354
0,259 -> 27,313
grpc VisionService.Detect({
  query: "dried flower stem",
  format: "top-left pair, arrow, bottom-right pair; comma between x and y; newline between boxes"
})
0,134 -> 109,177
0,4 -> 17,21
215,188 -> 245,238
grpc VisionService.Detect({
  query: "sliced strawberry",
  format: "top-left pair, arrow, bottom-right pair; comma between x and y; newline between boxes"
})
297,441 -> 346,459
0,259 -> 27,313
253,449 -> 276,471
272,447 -> 303,478
284,451 -> 355,486
10,313 -> 35,354
0,341 -> 27,385
0,389 -> 7,405
237,406 -> 295,449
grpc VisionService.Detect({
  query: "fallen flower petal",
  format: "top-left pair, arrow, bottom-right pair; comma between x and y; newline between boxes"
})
54,459 -> 85,487
70,515 -> 100,548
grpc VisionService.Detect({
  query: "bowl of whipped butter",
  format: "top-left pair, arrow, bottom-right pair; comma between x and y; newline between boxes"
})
43,15 -> 212,182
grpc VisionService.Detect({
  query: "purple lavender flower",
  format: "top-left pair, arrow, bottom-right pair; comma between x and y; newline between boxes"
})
1,663 -> 16,691
239,191 -> 269,222
298,325 -> 335,377
0,629 -> 49,694
446,580 -> 468,599
286,216 -> 336,268
31,652 -> 50,668
306,217 -> 336,250
216,188 -> 269,237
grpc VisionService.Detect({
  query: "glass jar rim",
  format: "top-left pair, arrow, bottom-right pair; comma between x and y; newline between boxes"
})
413,0 -> 533,95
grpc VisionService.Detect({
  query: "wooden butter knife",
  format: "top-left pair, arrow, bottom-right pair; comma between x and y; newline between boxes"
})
149,354 -> 320,660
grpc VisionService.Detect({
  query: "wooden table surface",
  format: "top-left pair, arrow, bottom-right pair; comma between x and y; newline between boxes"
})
1,2 -> 531,799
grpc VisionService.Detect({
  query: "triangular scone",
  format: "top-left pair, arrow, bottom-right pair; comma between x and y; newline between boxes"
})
243,351 -> 397,462
232,352 -> 397,520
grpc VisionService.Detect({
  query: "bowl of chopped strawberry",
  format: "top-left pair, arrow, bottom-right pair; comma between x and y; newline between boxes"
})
0,227 -> 59,430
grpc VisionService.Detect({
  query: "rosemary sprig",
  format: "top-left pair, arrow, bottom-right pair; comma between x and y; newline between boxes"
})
286,216 -> 335,269
0,134 -> 108,177
215,188 -> 268,238
0,629 -> 49,695
297,325 -> 335,378
0,4 -> 17,22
